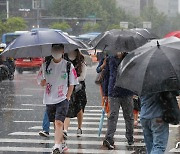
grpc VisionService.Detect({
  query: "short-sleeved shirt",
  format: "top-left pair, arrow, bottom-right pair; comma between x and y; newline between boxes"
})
37,59 -> 78,105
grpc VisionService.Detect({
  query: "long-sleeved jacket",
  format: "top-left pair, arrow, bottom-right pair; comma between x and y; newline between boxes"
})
96,58 -> 109,96
105,56 -> 133,98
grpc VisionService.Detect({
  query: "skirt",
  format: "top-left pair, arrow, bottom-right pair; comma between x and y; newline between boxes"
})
66,81 -> 87,118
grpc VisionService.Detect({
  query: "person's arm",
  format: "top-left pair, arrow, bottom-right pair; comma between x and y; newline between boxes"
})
37,63 -> 46,86
66,85 -> 74,100
108,57 -> 117,97
68,64 -> 78,100
78,63 -> 87,82
103,59 -> 109,97
96,58 -> 105,73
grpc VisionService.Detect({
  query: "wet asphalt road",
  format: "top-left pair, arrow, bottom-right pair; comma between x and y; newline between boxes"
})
0,64 -> 179,154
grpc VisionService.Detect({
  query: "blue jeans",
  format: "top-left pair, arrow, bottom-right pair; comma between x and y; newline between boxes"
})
140,117 -> 169,154
42,110 -> 50,133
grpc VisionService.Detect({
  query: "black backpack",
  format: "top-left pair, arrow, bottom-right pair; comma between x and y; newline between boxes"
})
66,61 -> 71,87
159,91 -> 180,125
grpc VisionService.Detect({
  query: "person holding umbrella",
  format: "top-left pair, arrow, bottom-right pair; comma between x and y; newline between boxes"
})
96,53 -> 110,118
115,37 -> 180,153
96,53 -> 110,137
38,44 -> 78,154
103,52 -> 134,150
140,91 -> 179,154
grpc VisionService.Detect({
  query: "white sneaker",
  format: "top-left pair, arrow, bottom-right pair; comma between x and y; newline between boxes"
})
51,146 -> 62,154
77,128 -> 82,137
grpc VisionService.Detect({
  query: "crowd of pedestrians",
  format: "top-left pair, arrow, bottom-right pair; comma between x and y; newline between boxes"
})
37,44 -> 180,154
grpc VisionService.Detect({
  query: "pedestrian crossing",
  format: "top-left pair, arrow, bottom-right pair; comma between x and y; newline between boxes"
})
0,105 -> 179,153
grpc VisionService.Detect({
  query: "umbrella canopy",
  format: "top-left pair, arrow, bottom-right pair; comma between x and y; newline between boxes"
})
73,39 -> 91,55
130,28 -> 159,40
116,36 -> 180,96
164,31 -> 180,38
89,29 -> 147,55
1,30 -> 82,58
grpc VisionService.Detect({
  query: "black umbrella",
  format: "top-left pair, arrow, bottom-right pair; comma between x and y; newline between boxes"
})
89,29 -> 147,54
130,28 -> 159,40
115,36 -> 180,96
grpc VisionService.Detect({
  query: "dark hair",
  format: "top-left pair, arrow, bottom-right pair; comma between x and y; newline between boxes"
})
122,52 -> 128,60
75,49 -> 85,76
52,44 -> 64,51
45,56 -> 53,73
65,49 -> 85,77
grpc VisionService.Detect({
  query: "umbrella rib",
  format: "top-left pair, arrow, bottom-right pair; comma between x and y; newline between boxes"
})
160,46 -> 180,85
140,48 -> 157,96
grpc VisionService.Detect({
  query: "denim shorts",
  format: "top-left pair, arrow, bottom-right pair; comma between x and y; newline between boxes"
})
46,99 -> 69,123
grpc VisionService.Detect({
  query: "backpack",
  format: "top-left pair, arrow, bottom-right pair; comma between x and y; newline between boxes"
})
66,61 -> 71,87
159,91 -> 180,125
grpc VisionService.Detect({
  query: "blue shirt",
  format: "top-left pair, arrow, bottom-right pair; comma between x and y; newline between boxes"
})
140,93 -> 163,119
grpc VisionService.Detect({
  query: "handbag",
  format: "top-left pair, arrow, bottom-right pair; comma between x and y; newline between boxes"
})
159,91 -> 180,125
95,69 -> 105,85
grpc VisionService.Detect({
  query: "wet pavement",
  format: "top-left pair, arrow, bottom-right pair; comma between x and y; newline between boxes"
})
0,64 -> 179,154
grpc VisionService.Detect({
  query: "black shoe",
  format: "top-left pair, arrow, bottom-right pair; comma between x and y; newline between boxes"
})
103,139 -> 114,150
51,147 -> 61,154
39,131 -> 49,137
128,138 -> 134,145
63,131 -> 68,140
77,128 -> 82,137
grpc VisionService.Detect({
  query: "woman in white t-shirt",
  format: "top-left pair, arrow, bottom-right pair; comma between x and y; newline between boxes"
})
37,44 -> 78,154
63,49 -> 87,138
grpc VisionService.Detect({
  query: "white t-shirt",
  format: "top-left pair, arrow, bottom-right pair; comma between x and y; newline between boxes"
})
37,59 -> 78,105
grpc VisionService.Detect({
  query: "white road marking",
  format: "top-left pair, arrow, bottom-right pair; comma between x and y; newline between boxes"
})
21,104 -> 45,107
9,132 -> 144,139
8,94 -> 33,97
0,146 -> 135,153
169,148 -> 180,152
0,138 -> 145,146
13,120 -> 128,126
29,126 -> 143,132
2,108 -> 33,111
23,88 -> 44,91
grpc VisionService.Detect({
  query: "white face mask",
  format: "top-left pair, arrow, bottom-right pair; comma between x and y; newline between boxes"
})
68,55 -> 76,61
51,51 -> 63,60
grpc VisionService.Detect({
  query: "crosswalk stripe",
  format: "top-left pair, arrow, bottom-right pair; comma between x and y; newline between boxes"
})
2,108 -> 34,111
13,120 -> 128,126
9,132 -> 144,139
8,94 -> 33,97
0,146 -> 135,153
23,88 -> 44,91
169,125 -> 180,128
13,120 -> 127,126
0,138 -> 145,147
21,104 -> 103,108
29,126 -> 143,132
169,148 -> 180,152
21,104 -> 45,107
